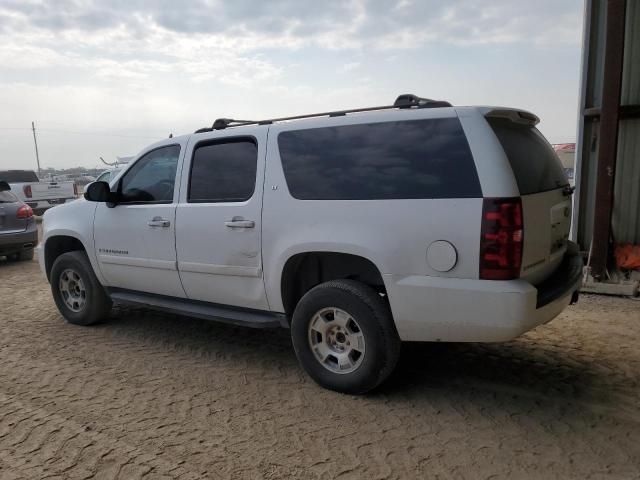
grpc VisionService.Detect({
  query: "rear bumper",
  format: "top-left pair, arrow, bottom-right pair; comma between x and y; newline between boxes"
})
0,222 -> 38,256
535,242 -> 583,308
385,242 -> 583,342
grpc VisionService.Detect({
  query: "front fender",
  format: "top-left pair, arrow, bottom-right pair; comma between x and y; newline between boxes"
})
41,200 -> 105,285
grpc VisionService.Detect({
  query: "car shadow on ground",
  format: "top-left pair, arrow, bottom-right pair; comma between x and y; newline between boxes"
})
100,305 -> 626,418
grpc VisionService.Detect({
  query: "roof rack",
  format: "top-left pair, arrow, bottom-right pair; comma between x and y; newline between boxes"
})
194,94 -> 452,133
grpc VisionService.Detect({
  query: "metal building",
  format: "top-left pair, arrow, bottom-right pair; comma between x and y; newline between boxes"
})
573,0 -> 640,293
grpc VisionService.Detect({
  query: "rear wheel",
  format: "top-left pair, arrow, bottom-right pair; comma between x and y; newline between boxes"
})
291,279 -> 401,394
50,251 -> 112,326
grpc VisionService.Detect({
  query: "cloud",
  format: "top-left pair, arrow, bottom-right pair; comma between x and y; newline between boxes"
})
0,0 -> 582,48
0,0 -> 583,168
0,0 -> 582,88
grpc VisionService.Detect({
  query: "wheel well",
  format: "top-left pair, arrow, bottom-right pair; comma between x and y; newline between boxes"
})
45,236 -> 86,280
281,252 -> 385,316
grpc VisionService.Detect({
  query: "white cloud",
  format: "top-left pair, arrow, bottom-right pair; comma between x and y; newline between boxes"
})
0,0 -> 584,168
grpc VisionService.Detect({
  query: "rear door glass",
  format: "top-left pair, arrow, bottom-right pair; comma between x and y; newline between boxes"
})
188,138 -> 257,203
487,117 -> 568,195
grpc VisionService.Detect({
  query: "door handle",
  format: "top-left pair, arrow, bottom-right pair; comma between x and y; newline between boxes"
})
148,216 -> 170,228
225,218 -> 255,229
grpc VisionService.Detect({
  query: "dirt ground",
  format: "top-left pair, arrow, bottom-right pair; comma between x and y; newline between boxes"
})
0,255 -> 639,479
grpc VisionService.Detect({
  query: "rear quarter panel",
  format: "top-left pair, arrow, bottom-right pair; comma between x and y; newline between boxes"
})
262,109 -> 484,313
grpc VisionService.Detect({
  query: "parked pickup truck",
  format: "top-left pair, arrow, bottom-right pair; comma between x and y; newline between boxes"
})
0,170 -> 78,216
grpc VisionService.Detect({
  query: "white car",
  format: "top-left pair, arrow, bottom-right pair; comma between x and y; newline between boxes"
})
38,95 -> 582,393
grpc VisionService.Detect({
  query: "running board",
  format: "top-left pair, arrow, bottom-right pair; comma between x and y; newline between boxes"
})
107,289 -> 288,329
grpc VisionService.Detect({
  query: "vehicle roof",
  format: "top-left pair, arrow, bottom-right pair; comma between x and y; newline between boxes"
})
189,104 -> 539,136
135,103 -> 539,157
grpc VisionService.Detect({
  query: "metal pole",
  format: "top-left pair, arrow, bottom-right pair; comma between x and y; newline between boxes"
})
590,0 -> 627,279
31,121 -> 41,176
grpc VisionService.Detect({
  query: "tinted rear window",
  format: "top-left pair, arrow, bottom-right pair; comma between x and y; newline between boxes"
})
278,118 -> 481,200
0,170 -> 39,183
487,118 -> 568,195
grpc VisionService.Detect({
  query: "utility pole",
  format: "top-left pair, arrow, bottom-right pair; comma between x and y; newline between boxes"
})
31,121 -> 41,176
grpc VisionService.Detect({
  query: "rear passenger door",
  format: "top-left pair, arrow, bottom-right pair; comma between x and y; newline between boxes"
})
175,128 -> 268,310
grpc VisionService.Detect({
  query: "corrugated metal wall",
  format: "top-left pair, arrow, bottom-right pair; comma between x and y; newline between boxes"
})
573,0 -> 605,249
575,0 -> 640,251
612,0 -> 640,244
621,0 -> 640,105
613,119 -> 640,243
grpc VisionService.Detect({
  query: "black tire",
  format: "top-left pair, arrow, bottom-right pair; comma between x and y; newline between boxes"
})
18,249 -> 34,261
291,279 -> 401,394
50,251 -> 112,326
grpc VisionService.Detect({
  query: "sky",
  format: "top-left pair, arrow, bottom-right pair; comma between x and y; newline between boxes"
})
0,0 -> 584,170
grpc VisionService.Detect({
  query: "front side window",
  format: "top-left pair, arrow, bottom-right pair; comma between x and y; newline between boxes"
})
96,171 -> 111,183
278,118 -> 481,200
119,145 -> 180,203
188,138 -> 257,203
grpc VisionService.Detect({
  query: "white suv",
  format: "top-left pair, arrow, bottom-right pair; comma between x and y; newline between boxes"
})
39,95 -> 582,393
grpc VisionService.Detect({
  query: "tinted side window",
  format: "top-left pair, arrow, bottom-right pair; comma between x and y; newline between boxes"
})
278,118 -> 480,200
188,139 -> 257,203
487,117 -> 568,195
96,171 -> 111,183
120,145 -> 180,203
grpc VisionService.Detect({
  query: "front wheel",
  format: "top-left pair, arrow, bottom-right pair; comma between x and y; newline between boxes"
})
50,251 -> 112,326
291,280 -> 401,394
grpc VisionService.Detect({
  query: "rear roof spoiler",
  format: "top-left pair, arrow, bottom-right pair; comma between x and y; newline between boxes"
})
484,108 -> 540,126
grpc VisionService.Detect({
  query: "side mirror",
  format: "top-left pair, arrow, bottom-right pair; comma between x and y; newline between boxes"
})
84,181 -> 114,202
0,181 -> 10,192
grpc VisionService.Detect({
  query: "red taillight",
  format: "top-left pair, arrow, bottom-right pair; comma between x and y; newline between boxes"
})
23,185 -> 32,198
17,205 -> 33,219
479,197 -> 523,280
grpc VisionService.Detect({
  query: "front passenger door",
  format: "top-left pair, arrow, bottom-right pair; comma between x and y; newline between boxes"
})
94,144 -> 186,298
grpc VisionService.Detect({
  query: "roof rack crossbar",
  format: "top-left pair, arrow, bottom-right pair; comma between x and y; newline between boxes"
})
194,94 -> 452,133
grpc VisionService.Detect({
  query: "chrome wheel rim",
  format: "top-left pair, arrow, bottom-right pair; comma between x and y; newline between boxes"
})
308,307 -> 365,374
59,268 -> 87,313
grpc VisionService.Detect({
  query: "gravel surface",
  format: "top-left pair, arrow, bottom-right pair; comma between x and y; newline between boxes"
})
0,255 -> 639,479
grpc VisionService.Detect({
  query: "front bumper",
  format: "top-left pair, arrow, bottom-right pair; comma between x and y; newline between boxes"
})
0,221 -> 38,256
385,242 -> 583,343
